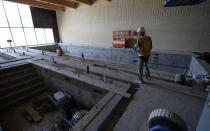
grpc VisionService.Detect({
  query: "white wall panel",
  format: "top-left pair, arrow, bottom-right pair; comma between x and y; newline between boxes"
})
57,0 -> 210,51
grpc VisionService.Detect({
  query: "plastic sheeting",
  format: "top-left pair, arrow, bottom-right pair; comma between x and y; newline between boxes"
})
165,0 -> 206,7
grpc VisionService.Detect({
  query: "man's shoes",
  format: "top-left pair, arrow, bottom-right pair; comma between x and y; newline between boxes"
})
146,76 -> 151,80
136,78 -> 144,84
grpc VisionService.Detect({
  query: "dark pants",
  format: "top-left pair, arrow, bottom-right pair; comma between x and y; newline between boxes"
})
138,55 -> 151,80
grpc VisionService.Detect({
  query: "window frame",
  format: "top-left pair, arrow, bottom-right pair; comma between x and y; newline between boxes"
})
0,0 -> 55,49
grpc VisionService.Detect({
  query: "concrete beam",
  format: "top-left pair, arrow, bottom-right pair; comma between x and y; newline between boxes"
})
14,48 -> 139,85
30,60 -> 131,98
71,92 -> 115,131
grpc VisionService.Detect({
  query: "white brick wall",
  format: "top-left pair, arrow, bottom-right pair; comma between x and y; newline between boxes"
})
57,0 -> 210,52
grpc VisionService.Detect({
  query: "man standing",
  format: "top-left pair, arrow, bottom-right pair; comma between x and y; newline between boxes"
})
135,27 -> 152,83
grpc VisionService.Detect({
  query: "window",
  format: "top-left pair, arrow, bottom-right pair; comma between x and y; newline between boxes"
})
11,28 -> 26,46
35,28 -> 46,44
18,4 -> 33,27
0,0 -> 55,48
3,1 -> 22,27
0,28 -> 14,48
45,28 -> 54,43
24,28 -> 37,46
0,1 -> 8,27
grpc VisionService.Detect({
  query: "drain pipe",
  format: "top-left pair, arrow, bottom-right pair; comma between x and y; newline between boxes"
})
42,50 -> 45,55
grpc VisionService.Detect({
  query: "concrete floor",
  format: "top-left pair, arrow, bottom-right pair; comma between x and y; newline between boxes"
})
114,79 -> 205,131
0,56 -> 7,62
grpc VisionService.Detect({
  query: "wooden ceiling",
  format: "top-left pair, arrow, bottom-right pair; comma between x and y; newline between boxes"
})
3,0 -> 93,11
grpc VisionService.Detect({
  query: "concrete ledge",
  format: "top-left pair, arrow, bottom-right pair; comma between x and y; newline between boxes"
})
31,60 -> 131,98
197,92 -> 210,131
59,44 -> 192,73
188,56 -> 210,75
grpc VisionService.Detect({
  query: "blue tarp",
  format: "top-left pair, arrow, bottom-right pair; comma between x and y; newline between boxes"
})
150,125 -> 173,131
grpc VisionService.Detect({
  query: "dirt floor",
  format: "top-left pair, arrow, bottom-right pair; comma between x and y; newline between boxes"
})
0,92 -> 69,131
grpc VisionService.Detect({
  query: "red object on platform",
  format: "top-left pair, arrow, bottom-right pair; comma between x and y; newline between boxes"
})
57,46 -> 63,54
112,31 -> 131,48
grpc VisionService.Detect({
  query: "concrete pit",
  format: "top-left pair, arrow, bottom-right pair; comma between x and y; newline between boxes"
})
0,47 -> 209,131
0,63 -> 131,131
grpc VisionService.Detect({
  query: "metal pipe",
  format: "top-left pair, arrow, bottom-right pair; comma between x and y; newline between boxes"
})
87,65 -> 89,73
51,57 -> 56,64
82,53 -> 85,61
42,50 -> 45,55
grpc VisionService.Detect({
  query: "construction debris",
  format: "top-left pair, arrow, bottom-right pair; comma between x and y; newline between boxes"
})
33,99 -> 57,115
24,104 -> 43,122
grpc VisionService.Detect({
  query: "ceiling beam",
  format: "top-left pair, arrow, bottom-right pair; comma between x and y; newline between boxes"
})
3,0 -> 65,11
75,0 -> 92,5
36,0 -> 78,9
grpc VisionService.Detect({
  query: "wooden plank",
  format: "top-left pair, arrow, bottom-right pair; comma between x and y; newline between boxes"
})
3,0 -> 65,11
24,104 -> 42,122
75,0 -> 91,5
36,0 -> 78,8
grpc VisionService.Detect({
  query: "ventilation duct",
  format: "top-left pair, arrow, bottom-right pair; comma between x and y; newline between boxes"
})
165,0 -> 206,7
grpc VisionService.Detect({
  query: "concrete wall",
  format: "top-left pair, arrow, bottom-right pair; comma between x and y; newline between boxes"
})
30,45 -> 57,52
188,56 -> 210,75
59,44 -> 192,73
196,92 -> 210,131
33,65 -> 108,109
57,0 -> 210,52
